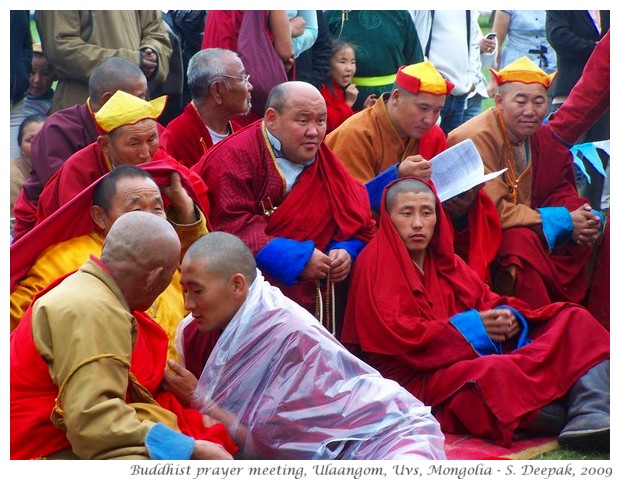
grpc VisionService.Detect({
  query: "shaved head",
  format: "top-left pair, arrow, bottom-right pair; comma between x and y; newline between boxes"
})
101,211 -> 180,310
185,232 -> 257,284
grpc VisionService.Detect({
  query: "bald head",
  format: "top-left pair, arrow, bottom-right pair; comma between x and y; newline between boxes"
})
266,81 -> 324,113
101,211 -> 180,310
89,58 -> 148,111
185,232 -> 257,284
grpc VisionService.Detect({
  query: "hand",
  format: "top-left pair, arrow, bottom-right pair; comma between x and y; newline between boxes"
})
162,172 -> 197,224
397,155 -> 432,179
299,248 -> 332,281
479,37 -> 496,54
344,84 -> 359,107
442,186 -> 481,220
140,47 -> 158,79
479,309 -> 520,343
289,15 -> 306,37
327,249 -> 352,283
162,359 -> 198,408
570,203 -> 601,246
363,94 -> 377,109
283,55 -> 295,73
192,440 -> 234,460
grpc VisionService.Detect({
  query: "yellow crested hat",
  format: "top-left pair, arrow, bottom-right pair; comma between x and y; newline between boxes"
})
490,57 -> 556,89
395,61 -> 454,96
95,90 -> 167,134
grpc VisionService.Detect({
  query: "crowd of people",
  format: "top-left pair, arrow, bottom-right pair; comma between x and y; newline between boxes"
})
10,10 -> 610,461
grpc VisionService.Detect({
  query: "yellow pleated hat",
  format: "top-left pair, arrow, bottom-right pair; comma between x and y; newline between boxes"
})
396,61 -> 454,96
95,90 -> 167,134
490,57 -> 556,89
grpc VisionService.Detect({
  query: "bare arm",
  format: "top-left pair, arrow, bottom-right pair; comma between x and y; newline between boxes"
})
492,10 -> 511,68
268,10 -> 294,65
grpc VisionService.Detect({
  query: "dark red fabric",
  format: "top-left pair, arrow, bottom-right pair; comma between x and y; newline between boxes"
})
586,213 -> 610,330
446,189 -> 502,284
193,120 -> 375,310
201,10 -> 244,51
35,144 -> 208,225
161,102 -> 241,168
548,31 -> 610,145
12,103 -> 99,241
182,319 -> 222,379
496,125 -> 600,309
10,160 -> 209,292
342,177 -> 609,446
320,82 -> 355,133
10,276 -> 237,460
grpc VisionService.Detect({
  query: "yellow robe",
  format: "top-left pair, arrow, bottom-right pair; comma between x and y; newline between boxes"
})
10,217 -> 206,360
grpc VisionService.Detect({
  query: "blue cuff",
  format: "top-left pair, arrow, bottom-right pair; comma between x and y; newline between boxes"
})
256,238 -> 314,286
365,165 -> 399,212
494,305 -> 532,350
450,309 -> 501,356
592,209 -> 605,233
538,206 -> 573,251
145,422 -> 194,460
327,238 -> 366,263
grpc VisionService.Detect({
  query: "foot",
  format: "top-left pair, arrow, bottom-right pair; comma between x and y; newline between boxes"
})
558,426 -> 610,452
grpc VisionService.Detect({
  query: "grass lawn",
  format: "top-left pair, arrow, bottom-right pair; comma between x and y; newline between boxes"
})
533,449 -> 610,461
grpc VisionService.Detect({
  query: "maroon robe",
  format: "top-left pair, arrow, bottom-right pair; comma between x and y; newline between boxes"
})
160,102 -> 242,168
35,144 -> 208,226
10,160 -> 210,292
342,177 -> 609,447
13,103 -> 99,241
446,189 -> 502,285
193,120 -> 375,312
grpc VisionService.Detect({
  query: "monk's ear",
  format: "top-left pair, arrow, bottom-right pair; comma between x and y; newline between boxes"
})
97,134 -> 110,155
264,108 -> 278,130
230,273 -> 248,298
210,81 -> 225,105
90,205 -> 108,230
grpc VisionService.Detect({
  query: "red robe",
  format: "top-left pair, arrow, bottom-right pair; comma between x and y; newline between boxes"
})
201,10 -> 244,51
548,31 -> 610,145
10,275 -> 237,460
35,144 -> 208,226
446,189 -> 502,285
193,120 -> 375,311
10,161 -> 209,292
342,177 -> 609,447
320,82 -> 355,134
160,102 -> 241,168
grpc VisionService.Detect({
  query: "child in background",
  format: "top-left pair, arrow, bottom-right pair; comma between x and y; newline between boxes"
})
11,114 -> 46,235
320,40 -> 376,133
10,45 -> 56,159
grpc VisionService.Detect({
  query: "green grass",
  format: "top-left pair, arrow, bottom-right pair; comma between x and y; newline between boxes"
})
532,449 -> 610,461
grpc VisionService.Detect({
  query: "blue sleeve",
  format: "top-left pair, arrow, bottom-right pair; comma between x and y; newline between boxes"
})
145,423 -> 194,460
365,165 -> 399,212
290,11 -> 318,57
327,238 -> 366,263
256,237 -> 314,286
450,309 -> 501,356
537,206 -> 573,251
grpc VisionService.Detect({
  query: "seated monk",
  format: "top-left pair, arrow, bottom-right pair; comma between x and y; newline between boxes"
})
164,232 -> 446,460
35,89 -> 209,226
10,212 -> 236,460
447,57 -> 606,322
342,177 -> 610,452
10,164 -> 210,361
160,48 -> 249,168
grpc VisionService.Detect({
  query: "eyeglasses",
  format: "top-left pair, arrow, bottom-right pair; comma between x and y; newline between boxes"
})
217,73 -> 251,86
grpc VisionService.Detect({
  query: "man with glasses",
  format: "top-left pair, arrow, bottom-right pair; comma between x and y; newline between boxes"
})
161,48 -> 253,168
